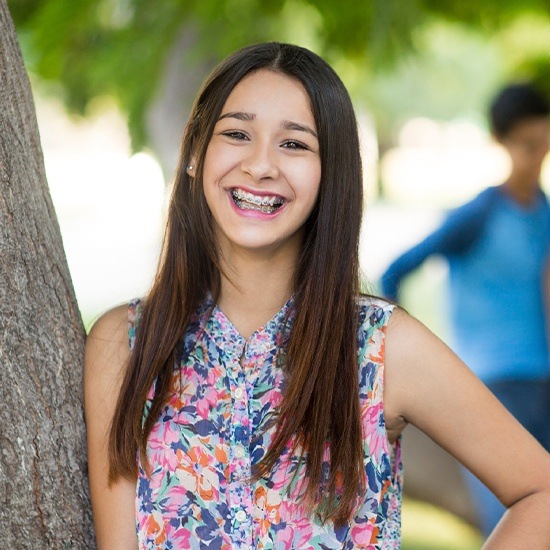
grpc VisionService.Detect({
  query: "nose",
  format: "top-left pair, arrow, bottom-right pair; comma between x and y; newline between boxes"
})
240,140 -> 279,182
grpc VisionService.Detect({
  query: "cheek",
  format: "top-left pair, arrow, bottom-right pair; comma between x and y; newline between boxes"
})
306,166 -> 322,205
202,147 -> 217,189
291,162 -> 321,199
202,143 -> 230,185
201,172 -> 214,208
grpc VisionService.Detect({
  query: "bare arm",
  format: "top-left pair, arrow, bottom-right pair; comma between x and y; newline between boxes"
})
384,308 -> 550,548
84,305 -> 139,549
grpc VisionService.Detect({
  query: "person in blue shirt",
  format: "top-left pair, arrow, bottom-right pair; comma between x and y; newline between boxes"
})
381,82 -> 550,537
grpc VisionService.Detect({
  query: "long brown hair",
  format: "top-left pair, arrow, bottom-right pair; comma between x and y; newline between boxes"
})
109,42 -> 365,526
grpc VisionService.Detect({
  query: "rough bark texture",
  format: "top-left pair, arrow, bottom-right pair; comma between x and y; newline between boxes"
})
0,1 -> 95,547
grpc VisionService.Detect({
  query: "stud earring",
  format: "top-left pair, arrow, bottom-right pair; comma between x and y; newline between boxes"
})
187,165 -> 193,170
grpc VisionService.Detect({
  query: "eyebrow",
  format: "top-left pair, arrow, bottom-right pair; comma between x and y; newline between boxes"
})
218,111 -> 255,122
217,111 -> 318,138
282,121 -> 317,138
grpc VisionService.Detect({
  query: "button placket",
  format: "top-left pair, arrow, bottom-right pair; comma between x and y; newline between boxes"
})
227,351 -> 253,547
199,298 -> 295,548
235,509 -> 247,522
229,373 -> 251,483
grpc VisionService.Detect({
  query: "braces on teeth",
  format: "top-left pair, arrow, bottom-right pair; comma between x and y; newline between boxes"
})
238,202 -> 279,213
231,189 -> 284,213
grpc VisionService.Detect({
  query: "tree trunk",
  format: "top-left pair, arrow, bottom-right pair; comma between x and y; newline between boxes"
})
0,1 -> 95,547
145,23 -> 215,179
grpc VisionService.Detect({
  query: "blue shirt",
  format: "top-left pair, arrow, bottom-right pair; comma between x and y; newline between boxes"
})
381,185 -> 550,382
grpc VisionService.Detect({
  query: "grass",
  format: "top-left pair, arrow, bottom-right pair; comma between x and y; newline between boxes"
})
402,498 -> 483,550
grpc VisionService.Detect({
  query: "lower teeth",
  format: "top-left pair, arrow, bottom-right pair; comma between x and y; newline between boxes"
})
235,199 -> 277,213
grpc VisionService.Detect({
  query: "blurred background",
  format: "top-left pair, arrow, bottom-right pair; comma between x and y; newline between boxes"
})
8,1 -> 550,548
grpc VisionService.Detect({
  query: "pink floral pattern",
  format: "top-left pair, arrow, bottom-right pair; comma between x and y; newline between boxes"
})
130,297 -> 401,549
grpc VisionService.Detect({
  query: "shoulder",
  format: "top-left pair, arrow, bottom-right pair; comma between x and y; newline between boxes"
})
384,307 -> 453,366
85,304 -> 134,387
384,306 -> 429,347
430,187 -> 501,253
87,304 -> 131,348
468,184 -> 501,205
382,306 -> 447,390
447,185 -> 500,221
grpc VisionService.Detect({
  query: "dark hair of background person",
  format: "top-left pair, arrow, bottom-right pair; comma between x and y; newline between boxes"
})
108,42 -> 365,526
490,82 -> 550,138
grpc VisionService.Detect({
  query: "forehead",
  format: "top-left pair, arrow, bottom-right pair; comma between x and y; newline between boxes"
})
506,116 -> 550,139
221,69 -> 315,123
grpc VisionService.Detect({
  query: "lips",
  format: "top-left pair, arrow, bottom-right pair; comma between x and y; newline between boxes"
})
231,188 -> 285,214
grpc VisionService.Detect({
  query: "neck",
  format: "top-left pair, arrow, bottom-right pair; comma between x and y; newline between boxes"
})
216,247 -> 298,340
502,174 -> 541,206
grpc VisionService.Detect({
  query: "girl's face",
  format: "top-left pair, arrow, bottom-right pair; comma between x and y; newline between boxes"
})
500,117 -> 550,185
200,69 -> 321,260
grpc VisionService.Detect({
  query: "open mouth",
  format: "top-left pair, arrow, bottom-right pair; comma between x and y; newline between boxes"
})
231,188 -> 285,214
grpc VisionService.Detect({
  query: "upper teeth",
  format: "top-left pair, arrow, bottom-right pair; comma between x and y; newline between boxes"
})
232,189 -> 284,207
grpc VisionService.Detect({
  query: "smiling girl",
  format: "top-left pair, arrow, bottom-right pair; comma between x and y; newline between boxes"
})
84,42 -> 550,549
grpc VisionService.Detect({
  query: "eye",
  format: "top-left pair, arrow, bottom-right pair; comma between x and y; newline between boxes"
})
221,130 -> 249,141
281,140 -> 308,150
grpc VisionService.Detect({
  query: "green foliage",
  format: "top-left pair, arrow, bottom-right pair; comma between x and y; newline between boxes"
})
8,0 -> 550,150
495,13 -> 550,94
10,0 -> 193,147
363,20 -> 505,145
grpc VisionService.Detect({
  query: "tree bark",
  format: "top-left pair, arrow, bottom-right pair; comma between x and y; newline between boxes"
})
0,1 -> 94,547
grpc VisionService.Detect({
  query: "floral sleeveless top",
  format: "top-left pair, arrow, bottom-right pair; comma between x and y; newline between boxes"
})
130,296 -> 402,549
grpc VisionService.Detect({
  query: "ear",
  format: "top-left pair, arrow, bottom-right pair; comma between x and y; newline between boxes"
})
186,156 -> 197,177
